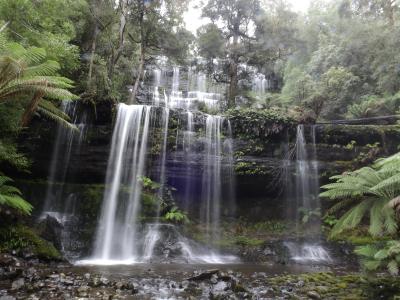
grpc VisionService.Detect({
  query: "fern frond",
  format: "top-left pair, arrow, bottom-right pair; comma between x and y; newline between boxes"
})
330,200 -> 372,237
382,207 -> 398,235
38,100 -> 71,122
387,260 -> 399,275
324,198 -> 359,215
24,60 -> 60,77
355,244 -> 379,258
369,201 -> 384,236
36,106 -> 78,131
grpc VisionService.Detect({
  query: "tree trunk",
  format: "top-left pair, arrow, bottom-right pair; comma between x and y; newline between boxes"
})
128,42 -> 145,104
128,5 -> 145,105
108,1 -> 127,81
21,91 -> 45,127
228,61 -> 238,108
227,25 -> 240,108
88,24 -> 99,90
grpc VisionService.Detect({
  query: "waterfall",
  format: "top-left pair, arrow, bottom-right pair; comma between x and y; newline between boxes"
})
172,66 -> 180,91
224,120 -> 236,217
93,104 -> 152,262
295,125 -> 320,218
253,73 -> 267,94
39,101 -> 87,260
78,65 -> 237,265
201,115 -> 223,241
287,125 -> 330,263
41,101 -> 86,214
182,112 -> 194,212
152,69 -> 162,106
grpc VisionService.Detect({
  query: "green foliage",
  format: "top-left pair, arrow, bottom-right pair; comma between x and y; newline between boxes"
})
164,206 -> 189,224
355,240 -> 400,275
0,0 -> 86,75
197,23 -> 225,60
321,152 -> 400,237
0,225 -> 61,260
139,176 -> 161,191
233,236 -> 264,247
0,37 -> 78,129
0,141 -> 30,171
298,207 -> 321,225
348,93 -> 400,119
226,107 -> 295,139
323,214 -> 339,227
0,174 -> 32,215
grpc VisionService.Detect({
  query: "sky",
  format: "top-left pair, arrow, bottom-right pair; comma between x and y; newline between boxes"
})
184,0 -> 311,34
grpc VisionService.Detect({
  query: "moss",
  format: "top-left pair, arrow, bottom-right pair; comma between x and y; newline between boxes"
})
330,228 -> 390,246
234,161 -> 268,175
0,225 -> 61,260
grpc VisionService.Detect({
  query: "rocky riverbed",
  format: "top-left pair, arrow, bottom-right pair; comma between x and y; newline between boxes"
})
1,253 -> 400,299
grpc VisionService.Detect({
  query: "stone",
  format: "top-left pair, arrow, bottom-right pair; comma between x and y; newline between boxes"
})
307,291 -> 321,299
187,269 -> 219,281
11,278 -> 25,290
0,296 -> 16,300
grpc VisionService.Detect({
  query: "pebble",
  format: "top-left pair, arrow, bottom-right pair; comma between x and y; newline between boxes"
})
307,290 -> 321,299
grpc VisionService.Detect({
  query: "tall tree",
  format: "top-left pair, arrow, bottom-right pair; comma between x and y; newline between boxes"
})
127,0 -> 191,104
202,0 -> 261,108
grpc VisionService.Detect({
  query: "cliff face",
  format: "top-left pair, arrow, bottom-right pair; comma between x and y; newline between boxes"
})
12,103 -> 400,258
17,104 -> 400,220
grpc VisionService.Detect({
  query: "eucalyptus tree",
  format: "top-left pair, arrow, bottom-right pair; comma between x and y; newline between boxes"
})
127,0 -> 192,104
202,0 -> 261,108
250,0 -> 300,91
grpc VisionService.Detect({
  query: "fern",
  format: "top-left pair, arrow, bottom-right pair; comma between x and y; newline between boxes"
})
321,152 -> 400,237
0,174 -> 32,215
0,41 -> 78,128
356,241 -> 400,275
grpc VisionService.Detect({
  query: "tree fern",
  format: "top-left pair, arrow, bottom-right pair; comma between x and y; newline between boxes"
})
355,241 -> 400,275
0,174 -> 32,215
0,40 -> 78,127
321,152 -> 400,237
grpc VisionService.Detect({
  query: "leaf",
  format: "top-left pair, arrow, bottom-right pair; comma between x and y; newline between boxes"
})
374,249 -> 389,260
363,259 -> 381,271
387,260 -> 399,275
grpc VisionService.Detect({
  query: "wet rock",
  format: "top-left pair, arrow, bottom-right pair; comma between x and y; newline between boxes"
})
0,296 -> 16,300
187,269 -> 219,281
307,291 -> 321,299
100,276 -> 109,286
210,274 -> 218,284
213,281 -> 229,292
11,278 -> 25,290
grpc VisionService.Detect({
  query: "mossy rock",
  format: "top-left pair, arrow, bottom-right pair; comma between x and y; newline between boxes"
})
0,225 -> 61,260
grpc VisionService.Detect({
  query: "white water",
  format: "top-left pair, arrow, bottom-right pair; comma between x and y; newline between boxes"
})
42,101 -> 86,214
286,125 -> 330,263
253,73 -> 268,94
78,65 -> 238,265
285,242 -> 332,263
201,115 -> 223,240
92,104 -> 152,262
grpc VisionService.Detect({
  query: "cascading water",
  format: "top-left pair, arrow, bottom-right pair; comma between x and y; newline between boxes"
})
253,73 -> 268,94
295,125 -> 320,221
41,101 -> 86,214
201,115 -> 223,240
89,104 -> 152,264
79,63 -> 238,265
287,124 -> 331,263
40,101 -> 87,259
